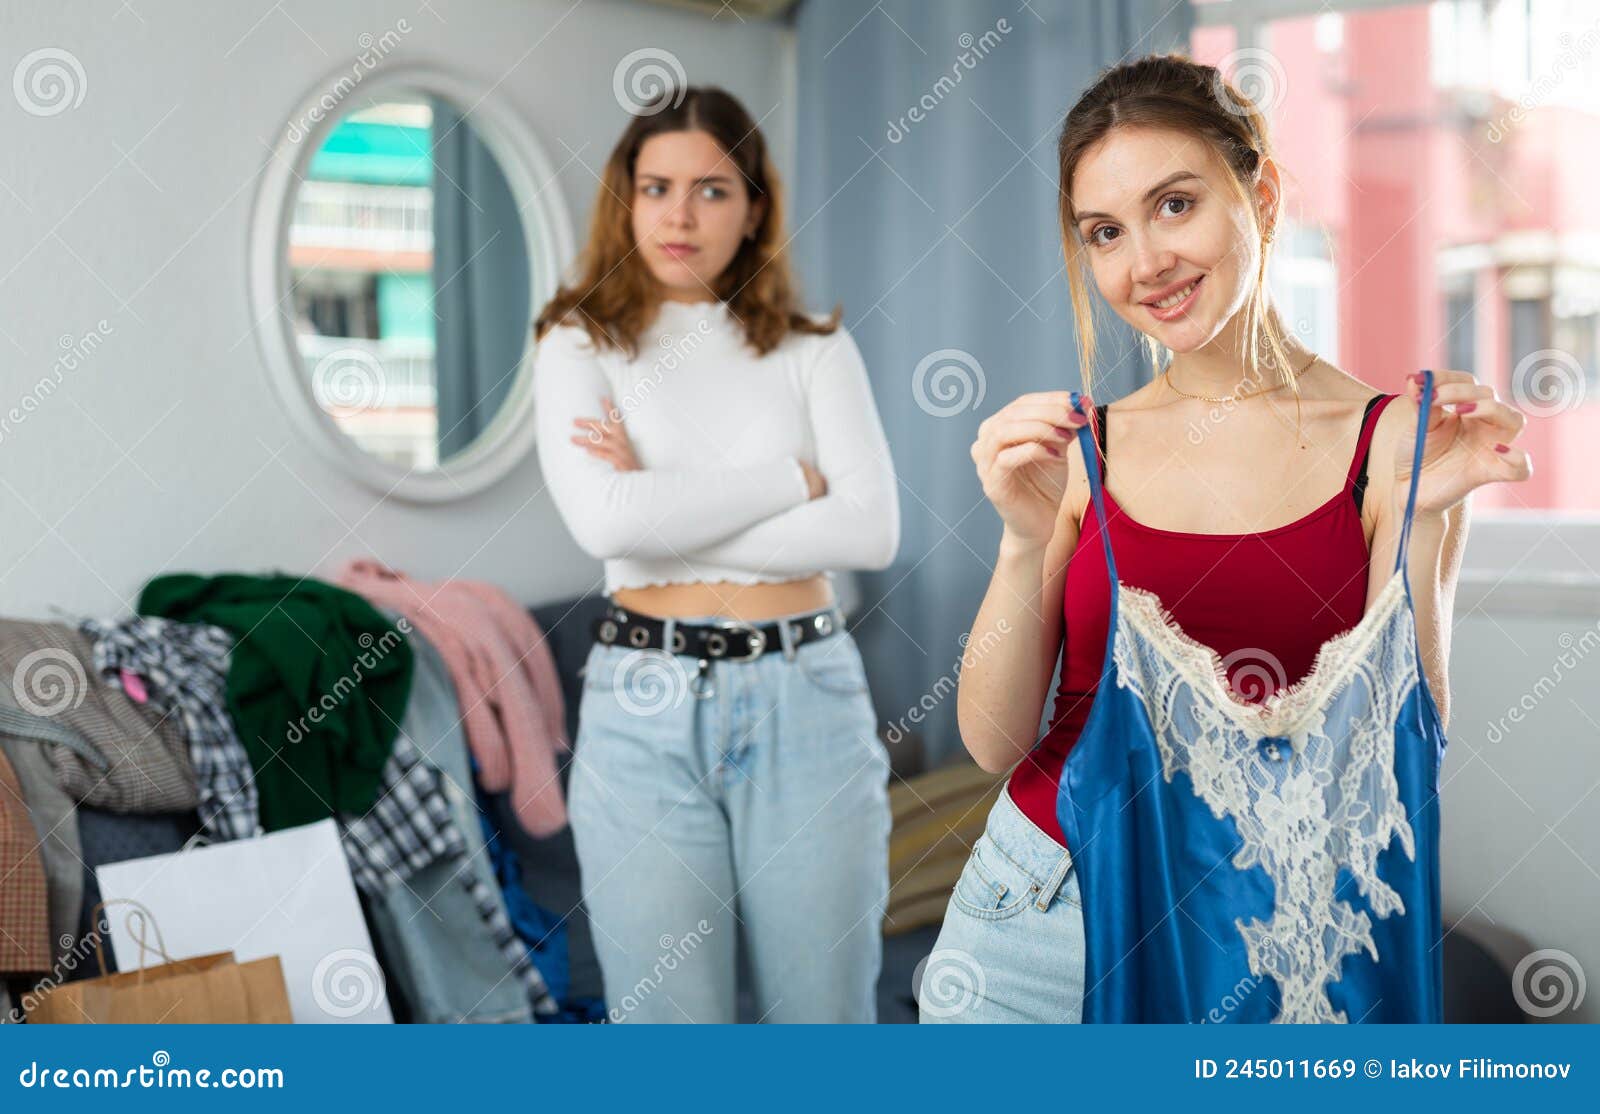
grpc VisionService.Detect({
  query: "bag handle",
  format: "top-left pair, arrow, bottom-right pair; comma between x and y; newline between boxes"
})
87,898 -> 205,984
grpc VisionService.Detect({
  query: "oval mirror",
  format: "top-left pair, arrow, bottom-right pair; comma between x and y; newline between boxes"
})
250,64 -> 574,500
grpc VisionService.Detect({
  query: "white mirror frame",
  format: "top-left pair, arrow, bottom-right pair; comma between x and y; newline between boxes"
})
248,61 -> 575,503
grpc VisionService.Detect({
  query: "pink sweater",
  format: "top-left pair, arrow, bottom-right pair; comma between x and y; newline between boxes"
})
332,558 -> 569,837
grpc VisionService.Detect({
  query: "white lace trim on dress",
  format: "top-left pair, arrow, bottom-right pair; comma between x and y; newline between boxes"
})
1111,568 -> 1419,1023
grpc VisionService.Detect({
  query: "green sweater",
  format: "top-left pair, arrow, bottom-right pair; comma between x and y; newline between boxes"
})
139,573 -> 413,832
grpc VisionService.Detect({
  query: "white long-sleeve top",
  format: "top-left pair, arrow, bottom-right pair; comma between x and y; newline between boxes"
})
532,298 -> 900,593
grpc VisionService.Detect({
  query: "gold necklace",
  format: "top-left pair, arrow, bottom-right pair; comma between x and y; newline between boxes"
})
1163,350 -> 1318,404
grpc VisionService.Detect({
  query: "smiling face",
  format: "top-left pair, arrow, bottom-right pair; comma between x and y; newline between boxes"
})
630,129 -> 764,302
1070,126 -> 1275,354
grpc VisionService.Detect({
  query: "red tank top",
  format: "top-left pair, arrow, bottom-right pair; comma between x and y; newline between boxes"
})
1007,392 -> 1399,847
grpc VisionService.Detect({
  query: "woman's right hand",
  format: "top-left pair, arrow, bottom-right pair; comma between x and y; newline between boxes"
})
971,391 -> 1091,547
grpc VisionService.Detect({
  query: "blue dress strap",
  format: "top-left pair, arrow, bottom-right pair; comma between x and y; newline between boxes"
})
1393,369 -> 1434,594
1069,391 -> 1117,586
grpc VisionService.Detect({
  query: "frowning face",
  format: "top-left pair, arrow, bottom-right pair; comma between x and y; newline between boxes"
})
630,129 -> 763,302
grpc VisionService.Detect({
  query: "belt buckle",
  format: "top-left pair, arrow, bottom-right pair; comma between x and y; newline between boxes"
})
710,618 -> 767,662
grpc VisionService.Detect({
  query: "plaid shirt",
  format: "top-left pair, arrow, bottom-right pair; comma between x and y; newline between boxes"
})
339,733 -> 465,895
82,617 -> 468,893
333,735 -> 554,1014
79,615 -> 259,842
336,733 -> 554,1014
462,868 -> 557,1016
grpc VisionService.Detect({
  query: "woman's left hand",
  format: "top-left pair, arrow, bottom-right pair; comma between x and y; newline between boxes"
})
571,394 -> 640,472
1400,369 -> 1533,516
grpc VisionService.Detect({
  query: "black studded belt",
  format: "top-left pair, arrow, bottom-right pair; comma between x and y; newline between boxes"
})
591,602 -> 846,663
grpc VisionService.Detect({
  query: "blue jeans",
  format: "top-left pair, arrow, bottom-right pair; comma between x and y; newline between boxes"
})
568,610 -> 891,1023
918,786 -> 1086,1023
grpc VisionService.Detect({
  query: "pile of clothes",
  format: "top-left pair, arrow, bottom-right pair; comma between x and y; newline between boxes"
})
0,558 -> 588,1024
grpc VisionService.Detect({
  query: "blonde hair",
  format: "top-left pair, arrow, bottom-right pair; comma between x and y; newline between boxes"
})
1057,51 -> 1303,409
534,85 -> 839,359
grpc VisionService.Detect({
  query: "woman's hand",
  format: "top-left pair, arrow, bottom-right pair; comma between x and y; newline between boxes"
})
1399,370 -> 1533,516
571,394 -> 640,472
572,397 -> 829,500
971,391 -> 1091,548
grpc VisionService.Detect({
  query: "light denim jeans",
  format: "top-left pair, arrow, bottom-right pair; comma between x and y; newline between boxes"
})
568,609 -> 891,1023
918,785 -> 1086,1024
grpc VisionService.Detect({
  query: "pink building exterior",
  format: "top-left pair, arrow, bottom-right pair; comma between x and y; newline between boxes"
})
1197,4 -> 1599,512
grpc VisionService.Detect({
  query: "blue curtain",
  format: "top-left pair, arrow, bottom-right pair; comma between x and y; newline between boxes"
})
432,97 -> 531,462
793,0 -> 1194,765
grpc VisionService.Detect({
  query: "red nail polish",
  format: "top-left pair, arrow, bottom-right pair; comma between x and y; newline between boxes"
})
1045,443 -> 1061,457
1457,402 -> 1476,413
1493,443 -> 1509,453
1055,425 -> 1075,436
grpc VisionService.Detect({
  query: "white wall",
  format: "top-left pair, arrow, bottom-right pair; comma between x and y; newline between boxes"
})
0,0 -> 797,619
1443,577 -> 1600,1024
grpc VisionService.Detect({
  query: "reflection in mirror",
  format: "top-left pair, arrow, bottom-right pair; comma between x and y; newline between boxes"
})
289,94 -> 531,471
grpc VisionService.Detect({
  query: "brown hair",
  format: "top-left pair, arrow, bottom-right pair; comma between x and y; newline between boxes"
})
1057,52 -> 1300,403
534,85 -> 838,358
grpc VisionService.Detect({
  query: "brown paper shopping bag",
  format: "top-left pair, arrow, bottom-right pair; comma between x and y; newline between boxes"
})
24,899 -> 292,1024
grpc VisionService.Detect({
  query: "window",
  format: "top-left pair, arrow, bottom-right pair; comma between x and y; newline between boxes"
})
1444,285 -> 1475,377
1269,220 -> 1340,365
1193,0 -> 1600,530
1509,296 -> 1551,391
1553,273 -> 1600,394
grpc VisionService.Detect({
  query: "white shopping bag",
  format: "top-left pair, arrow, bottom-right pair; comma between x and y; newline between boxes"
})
96,818 -> 393,1024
